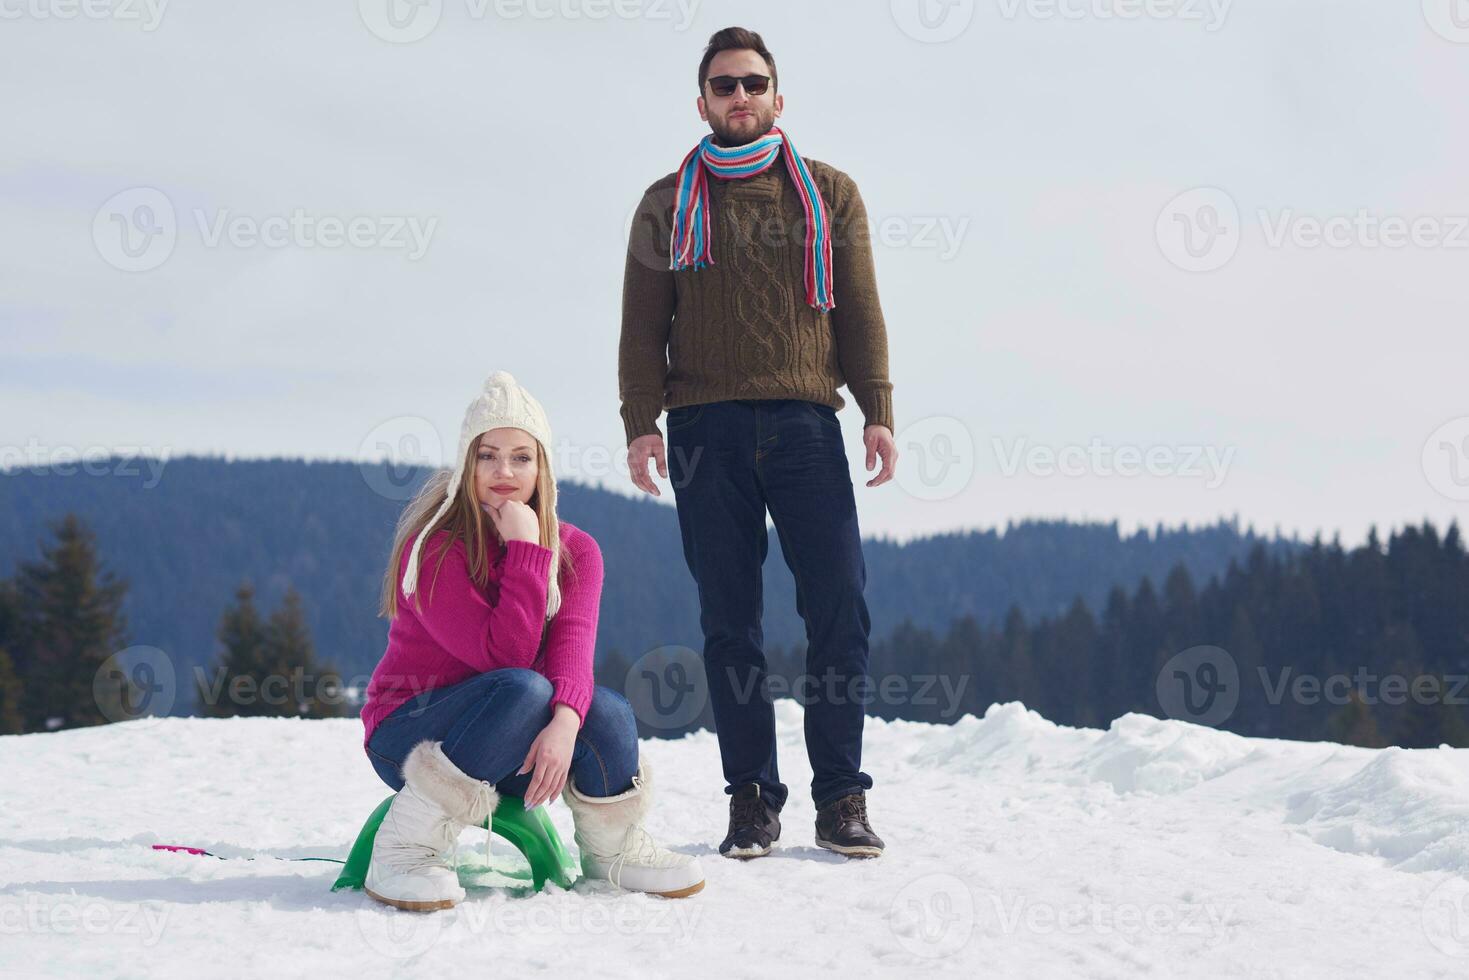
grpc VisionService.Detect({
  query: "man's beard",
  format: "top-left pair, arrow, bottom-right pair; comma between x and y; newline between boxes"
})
708,106 -> 776,147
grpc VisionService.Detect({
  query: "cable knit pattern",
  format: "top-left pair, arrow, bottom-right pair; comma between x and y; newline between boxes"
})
619,158 -> 895,445
361,520 -> 603,743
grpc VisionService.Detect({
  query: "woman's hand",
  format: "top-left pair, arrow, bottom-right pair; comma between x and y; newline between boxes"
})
519,703 -> 579,808
485,499 -> 541,544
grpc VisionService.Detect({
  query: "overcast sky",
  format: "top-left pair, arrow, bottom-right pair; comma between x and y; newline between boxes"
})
4,0 -> 1467,545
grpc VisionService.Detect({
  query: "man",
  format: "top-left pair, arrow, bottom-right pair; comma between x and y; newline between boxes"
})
619,27 -> 897,860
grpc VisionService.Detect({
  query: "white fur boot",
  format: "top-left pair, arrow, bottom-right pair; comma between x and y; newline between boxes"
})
365,740 -> 498,911
562,758 -> 705,898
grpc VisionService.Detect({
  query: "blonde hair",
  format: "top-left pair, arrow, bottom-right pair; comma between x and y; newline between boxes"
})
379,435 -> 570,621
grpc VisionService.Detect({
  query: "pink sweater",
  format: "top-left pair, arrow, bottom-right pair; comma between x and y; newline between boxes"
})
360,520 -> 602,746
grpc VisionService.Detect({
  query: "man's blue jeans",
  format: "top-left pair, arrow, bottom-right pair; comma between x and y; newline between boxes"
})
665,398 -> 875,812
366,668 -> 639,799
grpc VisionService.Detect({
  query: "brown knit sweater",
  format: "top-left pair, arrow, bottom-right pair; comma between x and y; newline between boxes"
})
618,156 -> 895,445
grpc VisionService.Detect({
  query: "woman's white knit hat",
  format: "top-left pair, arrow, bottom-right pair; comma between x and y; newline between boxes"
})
400,370 -> 562,618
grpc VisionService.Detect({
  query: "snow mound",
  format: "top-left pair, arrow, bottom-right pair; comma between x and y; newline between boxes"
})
1286,747 -> 1469,873
902,701 -> 1076,771
1072,712 -> 1260,796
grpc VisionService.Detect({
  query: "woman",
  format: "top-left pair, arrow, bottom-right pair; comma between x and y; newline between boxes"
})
360,371 -> 704,910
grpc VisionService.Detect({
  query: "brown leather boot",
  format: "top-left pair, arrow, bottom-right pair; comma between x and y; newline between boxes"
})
720,784 -> 781,859
815,792 -> 884,858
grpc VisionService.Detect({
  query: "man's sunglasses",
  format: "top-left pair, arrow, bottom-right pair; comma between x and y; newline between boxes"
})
706,74 -> 771,98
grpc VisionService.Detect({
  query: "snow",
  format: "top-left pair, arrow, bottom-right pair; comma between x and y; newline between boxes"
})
4,701 -> 1469,977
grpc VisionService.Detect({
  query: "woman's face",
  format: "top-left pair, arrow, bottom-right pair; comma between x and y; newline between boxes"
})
474,428 -> 538,509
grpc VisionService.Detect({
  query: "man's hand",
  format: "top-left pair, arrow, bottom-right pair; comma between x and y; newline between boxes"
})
627,433 -> 668,497
863,424 -> 897,488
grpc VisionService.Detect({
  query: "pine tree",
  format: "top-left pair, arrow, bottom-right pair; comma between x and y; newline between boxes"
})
12,515 -> 129,731
201,585 -> 344,718
263,588 -> 344,718
0,582 -> 20,734
0,649 -> 23,735
199,583 -> 270,717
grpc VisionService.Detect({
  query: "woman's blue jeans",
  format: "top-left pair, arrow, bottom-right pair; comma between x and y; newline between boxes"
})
365,668 -> 639,799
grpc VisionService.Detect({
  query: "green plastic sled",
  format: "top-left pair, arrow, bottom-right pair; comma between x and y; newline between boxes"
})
332,794 -> 578,894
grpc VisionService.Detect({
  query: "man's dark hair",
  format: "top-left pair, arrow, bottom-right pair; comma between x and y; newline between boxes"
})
697,27 -> 777,95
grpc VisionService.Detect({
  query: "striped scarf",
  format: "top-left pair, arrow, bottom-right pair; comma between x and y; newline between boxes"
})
669,127 -> 835,312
